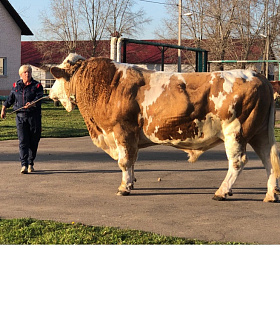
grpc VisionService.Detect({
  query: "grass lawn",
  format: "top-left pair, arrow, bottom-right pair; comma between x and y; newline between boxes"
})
275,124 -> 280,141
0,218 -> 238,245
0,100 -> 88,141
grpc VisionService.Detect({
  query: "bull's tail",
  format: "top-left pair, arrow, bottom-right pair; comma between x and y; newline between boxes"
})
268,99 -> 280,178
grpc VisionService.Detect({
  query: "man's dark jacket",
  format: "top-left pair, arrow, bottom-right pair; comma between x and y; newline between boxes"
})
4,78 -> 43,114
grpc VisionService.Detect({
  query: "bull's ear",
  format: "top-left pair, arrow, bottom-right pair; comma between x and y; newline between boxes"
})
50,67 -> 70,81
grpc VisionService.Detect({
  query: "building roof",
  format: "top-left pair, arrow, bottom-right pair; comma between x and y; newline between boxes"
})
21,39 -> 209,67
21,38 -> 265,68
21,41 -> 110,66
1,0 -> 33,35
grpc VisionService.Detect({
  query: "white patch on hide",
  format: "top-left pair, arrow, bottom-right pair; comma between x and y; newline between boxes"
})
122,170 -> 132,186
138,113 -> 144,126
193,113 -> 222,141
49,79 -> 74,112
143,73 -> 172,108
220,69 -> 256,94
142,73 -> 174,131
221,118 -> 242,164
92,131 -> 119,160
227,94 -> 239,119
209,91 -> 226,110
222,118 -> 241,138
176,74 -> 186,84
146,116 -> 153,130
209,73 -> 216,85
117,144 -> 127,162
113,62 -> 132,79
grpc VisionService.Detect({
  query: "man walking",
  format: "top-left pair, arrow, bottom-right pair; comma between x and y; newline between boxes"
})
1,64 -> 43,173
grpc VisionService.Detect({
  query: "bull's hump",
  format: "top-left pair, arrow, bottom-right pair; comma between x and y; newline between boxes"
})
113,61 -> 131,79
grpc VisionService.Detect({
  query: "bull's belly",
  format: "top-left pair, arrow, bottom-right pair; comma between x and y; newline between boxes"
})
139,129 -> 223,151
140,111 -> 226,150
90,127 -> 223,161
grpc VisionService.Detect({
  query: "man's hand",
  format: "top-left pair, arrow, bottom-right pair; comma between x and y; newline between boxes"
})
24,102 -> 31,109
1,106 -> 6,119
23,101 -> 36,109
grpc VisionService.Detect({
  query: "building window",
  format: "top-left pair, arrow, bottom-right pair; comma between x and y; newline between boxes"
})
0,58 -> 7,76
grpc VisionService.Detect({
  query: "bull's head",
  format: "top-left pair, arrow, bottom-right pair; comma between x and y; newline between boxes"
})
49,53 -> 85,112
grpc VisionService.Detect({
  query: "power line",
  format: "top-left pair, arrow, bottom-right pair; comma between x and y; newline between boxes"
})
139,0 -> 176,6
139,0 -> 266,29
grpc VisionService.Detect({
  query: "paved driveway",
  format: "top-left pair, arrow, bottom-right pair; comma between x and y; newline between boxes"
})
1,134 -> 280,244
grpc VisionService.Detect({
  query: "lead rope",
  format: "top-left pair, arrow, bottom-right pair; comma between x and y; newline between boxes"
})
8,95 -> 49,115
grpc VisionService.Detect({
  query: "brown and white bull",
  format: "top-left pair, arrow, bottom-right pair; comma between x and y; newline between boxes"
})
49,53 -> 280,202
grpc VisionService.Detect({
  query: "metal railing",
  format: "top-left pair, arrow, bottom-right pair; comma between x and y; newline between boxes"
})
208,60 -> 280,80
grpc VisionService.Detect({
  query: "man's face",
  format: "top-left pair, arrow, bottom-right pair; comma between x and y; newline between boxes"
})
20,69 -> 32,84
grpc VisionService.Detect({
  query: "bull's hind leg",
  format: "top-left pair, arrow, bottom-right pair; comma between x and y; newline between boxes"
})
249,134 -> 280,202
213,133 -> 248,201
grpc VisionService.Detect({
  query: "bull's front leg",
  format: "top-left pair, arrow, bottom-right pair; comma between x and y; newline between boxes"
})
115,147 -> 138,196
117,165 -> 135,196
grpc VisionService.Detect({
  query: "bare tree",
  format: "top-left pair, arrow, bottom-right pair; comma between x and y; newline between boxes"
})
105,0 -> 151,37
40,0 -> 151,57
161,0 -> 280,71
79,0 -> 111,55
40,0 -> 81,52
263,0 -> 280,56
224,0 -> 280,74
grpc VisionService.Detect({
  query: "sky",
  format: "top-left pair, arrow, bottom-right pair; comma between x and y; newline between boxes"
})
8,0 -> 169,41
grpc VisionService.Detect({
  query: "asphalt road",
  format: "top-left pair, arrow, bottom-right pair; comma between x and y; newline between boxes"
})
1,133 -> 280,244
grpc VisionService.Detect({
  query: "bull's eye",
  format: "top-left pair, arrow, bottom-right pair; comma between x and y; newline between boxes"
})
70,95 -> 76,102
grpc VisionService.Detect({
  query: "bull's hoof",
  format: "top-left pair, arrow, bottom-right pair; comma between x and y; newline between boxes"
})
263,196 -> 279,203
130,178 -> 137,189
263,199 -> 279,203
264,191 -> 279,202
212,195 -> 226,201
228,190 -> 233,196
116,190 -> 130,196
274,187 -> 280,195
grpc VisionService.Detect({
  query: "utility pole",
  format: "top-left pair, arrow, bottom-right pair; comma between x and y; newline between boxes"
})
265,26 -> 270,79
261,25 -> 270,79
178,0 -> 182,72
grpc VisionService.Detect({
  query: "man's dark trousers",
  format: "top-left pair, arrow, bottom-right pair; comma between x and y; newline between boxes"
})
16,112 -> 41,167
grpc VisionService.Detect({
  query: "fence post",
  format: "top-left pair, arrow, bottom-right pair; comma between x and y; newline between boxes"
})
110,37 -> 117,61
117,38 -> 122,62
203,51 -> 208,72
